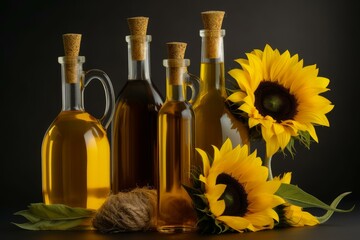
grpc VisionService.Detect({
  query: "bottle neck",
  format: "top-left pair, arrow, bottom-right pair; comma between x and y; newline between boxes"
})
59,56 -> 85,111
200,29 -> 226,96
126,35 -> 151,82
164,59 -> 190,102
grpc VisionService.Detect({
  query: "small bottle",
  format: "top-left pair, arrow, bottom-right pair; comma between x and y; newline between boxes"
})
41,34 -> 115,210
192,11 -> 249,167
157,42 -> 198,233
112,17 -> 164,193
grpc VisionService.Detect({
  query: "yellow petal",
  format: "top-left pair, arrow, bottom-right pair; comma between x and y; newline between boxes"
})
244,212 -> 275,230
228,68 -> 251,92
265,135 -> 280,158
196,148 -> 210,177
276,129 -> 291,150
217,216 -> 253,232
220,138 -> 233,156
227,91 -> 247,103
208,198 -> 225,217
207,184 -> 226,202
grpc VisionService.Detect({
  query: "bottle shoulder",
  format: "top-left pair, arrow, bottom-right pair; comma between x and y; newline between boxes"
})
159,101 -> 194,116
116,80 -> 163,106
192,90 -> 226,109
45,111 -> 107,137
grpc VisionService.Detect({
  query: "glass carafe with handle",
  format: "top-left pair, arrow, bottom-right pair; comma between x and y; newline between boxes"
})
41,33 -> 115,210
157,42 -> 199,233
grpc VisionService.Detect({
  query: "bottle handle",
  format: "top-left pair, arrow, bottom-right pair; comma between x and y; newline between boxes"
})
185,72 -> 200,105
83,69 -> 115,130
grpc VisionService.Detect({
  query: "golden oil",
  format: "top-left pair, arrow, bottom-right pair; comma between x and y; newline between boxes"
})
157,43 -> 198,233
42,111 -> 110,210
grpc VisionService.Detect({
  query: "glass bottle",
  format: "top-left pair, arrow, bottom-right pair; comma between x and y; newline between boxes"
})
157,42 -> 198,233
41,34 -> 115,210
112,17 -> 163,193
192,11 -> 249,167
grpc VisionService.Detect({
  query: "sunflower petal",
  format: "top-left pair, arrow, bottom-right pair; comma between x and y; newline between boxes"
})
227,91 -> 247,103
208,198 -> 225,217
217,216 -> 253,232
196,148 -> 210,177
228,69 -> 251,92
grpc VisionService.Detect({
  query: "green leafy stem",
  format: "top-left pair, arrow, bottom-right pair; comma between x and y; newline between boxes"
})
275,183 -> 355,223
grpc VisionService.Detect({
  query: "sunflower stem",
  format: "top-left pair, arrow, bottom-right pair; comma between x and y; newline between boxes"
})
264,156 -> 273,180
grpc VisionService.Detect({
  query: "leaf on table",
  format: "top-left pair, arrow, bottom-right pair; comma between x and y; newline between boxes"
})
14,210 -> 42,223
12,218 -> 85,231
12,203 -> 96,230
28,203 -> 95,220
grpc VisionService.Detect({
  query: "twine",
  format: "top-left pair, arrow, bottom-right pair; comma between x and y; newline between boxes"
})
92,187 -> 157,233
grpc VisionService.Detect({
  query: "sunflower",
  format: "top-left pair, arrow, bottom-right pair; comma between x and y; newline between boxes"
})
227,44 -> 334,158
185,138 -> 284,233
274,172 -> 319,227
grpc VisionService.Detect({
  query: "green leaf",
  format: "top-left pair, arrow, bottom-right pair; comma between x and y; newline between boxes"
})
12,203 -> 96,231
28,203 -> 95,220
275,183 -> 353,213
12,218 -> 85,231
14,210 -> 41,223
317,192 -> 355,224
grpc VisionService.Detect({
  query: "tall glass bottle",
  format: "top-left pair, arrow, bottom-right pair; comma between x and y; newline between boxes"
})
192,11 -> 249,167
112,17 -> 163,193
41,34 -> 115,210
157,42 -> 198,233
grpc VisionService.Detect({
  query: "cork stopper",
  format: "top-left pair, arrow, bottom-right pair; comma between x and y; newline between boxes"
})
166,42 -> 187,85
127,16 -> 149,61
201,11 -> 225,59
167,42 -> 187,60
62,33 -> 82,83
201,11 -> 225,30
128,17 -> 148,35
63,33 -> 81,57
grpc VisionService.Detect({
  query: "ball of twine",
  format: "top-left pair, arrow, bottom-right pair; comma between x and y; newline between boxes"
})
92,187 -> 157,233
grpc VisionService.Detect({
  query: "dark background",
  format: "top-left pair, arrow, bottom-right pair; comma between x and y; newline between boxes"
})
1,0 -> 359,218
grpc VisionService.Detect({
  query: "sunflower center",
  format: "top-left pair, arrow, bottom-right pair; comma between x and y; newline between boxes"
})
216,173 -> 248,216
254,81 -> 298,122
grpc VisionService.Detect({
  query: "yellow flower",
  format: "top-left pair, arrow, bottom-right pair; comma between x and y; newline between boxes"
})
282,205 -> 319,227
275,172 -> 319,227
197,138 -> 285,232
228,44 -> 334,157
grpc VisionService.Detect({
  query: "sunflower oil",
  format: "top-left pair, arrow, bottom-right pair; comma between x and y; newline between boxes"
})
42,111 -> 111,209
41,34 -> 114,210
157,42 -> 198,233
192,11 -> 249,167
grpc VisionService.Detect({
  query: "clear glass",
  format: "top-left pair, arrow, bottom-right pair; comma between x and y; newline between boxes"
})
157,59 -> 198,233
112,35 -> 163,193
41,56 -> 115,210
192,29 -> 249,168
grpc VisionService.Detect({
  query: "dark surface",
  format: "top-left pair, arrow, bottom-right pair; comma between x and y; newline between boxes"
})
1,0 -> 359,239
1,205 -> 360,240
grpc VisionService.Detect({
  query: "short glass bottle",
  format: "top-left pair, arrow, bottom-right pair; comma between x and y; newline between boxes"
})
157,55 -> 199,233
